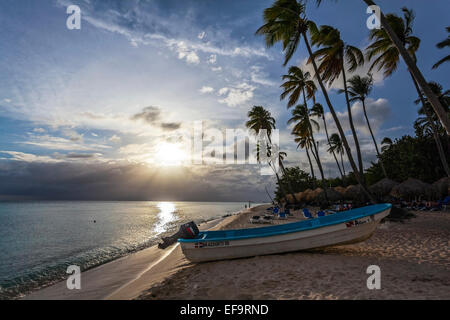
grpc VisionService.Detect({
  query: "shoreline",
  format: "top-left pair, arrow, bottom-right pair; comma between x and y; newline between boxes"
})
22,206 -> 257,300
23,205 -> 450,300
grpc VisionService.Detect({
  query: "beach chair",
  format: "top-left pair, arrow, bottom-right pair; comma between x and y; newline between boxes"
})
262,216 -> 274,224
272,207 -> 279,215
250,215 -> 261,224
317,210 -> 325,217
278,211 -> 287,220
302,208 -> 313,219
443,196 -> 450,211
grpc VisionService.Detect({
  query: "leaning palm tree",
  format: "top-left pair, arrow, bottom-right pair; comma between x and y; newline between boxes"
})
432,26 -> 450,69
344,74 -> 388,178
256,0 -> 374,201
328,133 -> 346,178
367,8 -> 449,177
288,104 -> 328,202
310,102 -> 344,180
315,0 -> 449,133
246,106 -> 285,196
246,106 -> 299,202
308,23 -> 365,183
280,66 -> 316,108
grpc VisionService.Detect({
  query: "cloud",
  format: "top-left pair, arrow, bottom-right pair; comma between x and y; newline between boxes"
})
250,66 -> 276,86
199,86 -> 214,94
21,134 -> 110,152
0,160 -> 269,201
131,106 -> 162,124
109,135 -> 121,143
207,54 -> 217,64
198,31 -> 206,40
218,83 -> 256,107
172,41 -> 200,65
211,66 -> 222,72
322,98 -> 391,136
33,128 -> 46,133
161,122 -> 182,131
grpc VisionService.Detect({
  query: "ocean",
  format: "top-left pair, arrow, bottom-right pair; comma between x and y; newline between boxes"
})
0,201 -> 252,299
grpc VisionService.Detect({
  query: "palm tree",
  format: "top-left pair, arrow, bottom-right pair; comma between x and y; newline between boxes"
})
288,104 -> 328,202
294,134 -> 316,180
310,102 -> 344,180
413,82 -> 450,177
381,137 -> 392,153
432,26 -> 449,69
328,133 -> 346,178
344,74 -> 388,178
246,106 -> 299,203
308,23 -> 365,183
256,0 -> 374,201
315,0 -> 450,133
367,8 -> 449,177
280,66 -> 316,108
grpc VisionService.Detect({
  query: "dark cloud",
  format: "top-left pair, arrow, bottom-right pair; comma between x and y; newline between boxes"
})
0,160 -> 269,202
160,122 -> 181,131
131,106 -> 161,124
66,153 -> 97,159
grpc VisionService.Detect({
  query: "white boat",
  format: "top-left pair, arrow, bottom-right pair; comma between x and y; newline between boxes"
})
178,203 -> 391,263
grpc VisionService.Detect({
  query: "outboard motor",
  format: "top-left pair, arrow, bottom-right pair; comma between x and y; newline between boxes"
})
158,221 -> 199,249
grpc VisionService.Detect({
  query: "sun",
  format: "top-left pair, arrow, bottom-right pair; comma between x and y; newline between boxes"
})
153,142 -> 188,166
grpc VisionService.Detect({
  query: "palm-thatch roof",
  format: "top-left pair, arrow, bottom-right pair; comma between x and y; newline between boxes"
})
303,188 -> 315,202
390,178 -> 431,200
334,186 -> 346,196
369,178 -> 399,197
344,184 -> 368,202
432,177 -> 449,199
315,188 -> 343,203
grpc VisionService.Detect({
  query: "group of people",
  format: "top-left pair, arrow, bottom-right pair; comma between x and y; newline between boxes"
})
394,197 -> 450,211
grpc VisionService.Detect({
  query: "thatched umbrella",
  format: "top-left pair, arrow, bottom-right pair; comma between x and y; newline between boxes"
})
344,184 -> 368,202
369,178 -> 399,198
309,188 -> 323,202
303,188 -> 314,202
334,186 -> 346,196
316,188 -> 343,204
432,177 -> 449,200
390,178 -> 431,200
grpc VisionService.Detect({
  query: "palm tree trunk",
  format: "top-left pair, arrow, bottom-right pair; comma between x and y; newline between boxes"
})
302,89 -> 329,203
322,114 -> 344,179
361,99 -> 388,178
301,32 -> 375,203
340,152 -> 346,176
409,73 -> 450,177
305,146 -> 316,180
363,0 -> 450,134
341,64 -> 365,183
279,160 -> 300,203
266,136 -> 299,203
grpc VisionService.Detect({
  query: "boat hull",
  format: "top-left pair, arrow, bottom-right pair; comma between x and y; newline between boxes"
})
180,206 -> 390,263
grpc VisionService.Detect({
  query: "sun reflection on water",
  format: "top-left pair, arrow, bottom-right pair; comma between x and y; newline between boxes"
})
153,202 -> 177,234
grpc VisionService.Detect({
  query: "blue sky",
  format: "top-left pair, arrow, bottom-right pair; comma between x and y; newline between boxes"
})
0,0 -> 448,200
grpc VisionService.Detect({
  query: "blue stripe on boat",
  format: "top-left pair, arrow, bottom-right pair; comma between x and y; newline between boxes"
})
178,203 -> 391,242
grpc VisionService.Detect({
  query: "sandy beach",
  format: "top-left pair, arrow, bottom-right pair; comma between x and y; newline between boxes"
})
138,205 -> 450,300
24,205 -> 449,300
